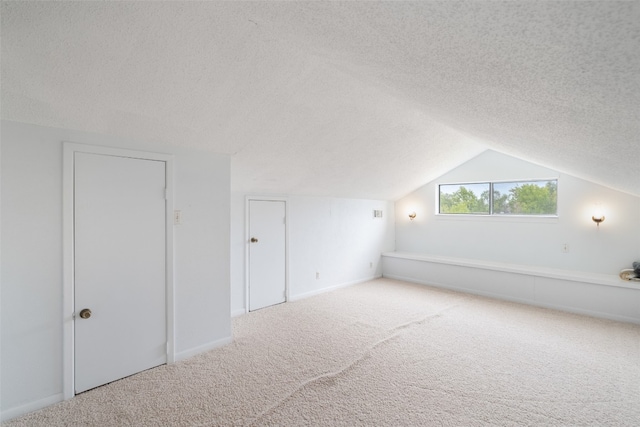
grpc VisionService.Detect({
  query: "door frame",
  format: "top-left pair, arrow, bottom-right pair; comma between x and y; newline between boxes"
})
245,196 -> 289,313
62,142 -> 175,399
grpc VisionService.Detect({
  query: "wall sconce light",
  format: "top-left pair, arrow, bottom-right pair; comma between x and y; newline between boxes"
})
408,212 -> 416,220
592,204 -> 605,227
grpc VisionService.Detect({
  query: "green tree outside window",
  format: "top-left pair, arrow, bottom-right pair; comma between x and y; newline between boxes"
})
439,180 -> 557,216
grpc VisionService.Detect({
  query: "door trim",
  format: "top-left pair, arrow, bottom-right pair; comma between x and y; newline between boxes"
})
245,196 -> 289,313
62,142 -> 175,399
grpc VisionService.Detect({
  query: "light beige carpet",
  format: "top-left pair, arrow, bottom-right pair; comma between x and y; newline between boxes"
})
5,278 -> 640,426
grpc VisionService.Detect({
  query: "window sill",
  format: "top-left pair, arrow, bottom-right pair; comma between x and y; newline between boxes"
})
434,213 -> 558,223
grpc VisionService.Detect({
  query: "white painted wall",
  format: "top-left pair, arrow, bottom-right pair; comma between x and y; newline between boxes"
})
230,194 -> 247,316
1,120 -> 231,420
382,254 -> 640,324
230,194 -> 395,314
395,150 -> 640,275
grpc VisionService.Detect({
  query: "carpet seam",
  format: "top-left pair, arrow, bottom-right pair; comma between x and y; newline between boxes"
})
242,305 -> 458,426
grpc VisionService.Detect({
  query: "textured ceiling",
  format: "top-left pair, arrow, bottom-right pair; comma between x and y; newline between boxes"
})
2,1 -> 639,199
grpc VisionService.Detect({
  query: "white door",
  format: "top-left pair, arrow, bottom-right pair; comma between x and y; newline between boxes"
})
249,200 -> 286,311
74,152 -> 167,393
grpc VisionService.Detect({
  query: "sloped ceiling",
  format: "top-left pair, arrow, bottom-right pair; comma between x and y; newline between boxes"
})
2,1 -> 639,199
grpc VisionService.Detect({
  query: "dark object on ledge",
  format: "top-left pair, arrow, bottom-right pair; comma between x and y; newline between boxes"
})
620,262 -> 640,281
620,269 -> 640,281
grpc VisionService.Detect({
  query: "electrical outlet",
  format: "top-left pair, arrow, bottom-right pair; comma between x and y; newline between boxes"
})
369,262 -> 373,269
174,210 -> 182,225
316,272 -> 320,280
562,243 -> 569,253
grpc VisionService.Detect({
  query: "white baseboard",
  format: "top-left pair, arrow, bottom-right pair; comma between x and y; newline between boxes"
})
2,337 -> 234,421
174,336 -> 233,362
528,300 -> 640,325
231,308 -> 247,317
289,274 -> 382,302
234,276 -> 383,311
1,392 -> 64,422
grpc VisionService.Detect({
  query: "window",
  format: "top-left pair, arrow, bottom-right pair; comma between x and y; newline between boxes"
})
439,183 -> 490,214
439,179 -> 557,216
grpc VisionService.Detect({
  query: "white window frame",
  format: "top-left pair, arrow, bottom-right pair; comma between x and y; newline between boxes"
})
436,178 -> 559,219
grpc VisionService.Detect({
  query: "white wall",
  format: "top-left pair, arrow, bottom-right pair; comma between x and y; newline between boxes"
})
230,194 -> 395,314
382,254 -> 640,324
395,150 -> 640,275
229,193 -> 247,316
1,120 -> 231,419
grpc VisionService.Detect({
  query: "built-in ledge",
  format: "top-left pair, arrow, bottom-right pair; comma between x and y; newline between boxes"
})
382,252 -> 635,290
382,252 -> 640,325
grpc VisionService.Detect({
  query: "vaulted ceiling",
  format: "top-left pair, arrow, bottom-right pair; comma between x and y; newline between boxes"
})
2,1 -> 639,199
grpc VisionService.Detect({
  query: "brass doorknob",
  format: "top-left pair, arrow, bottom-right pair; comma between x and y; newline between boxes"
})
250,237 -> 258,243
79,308 -> 92,319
